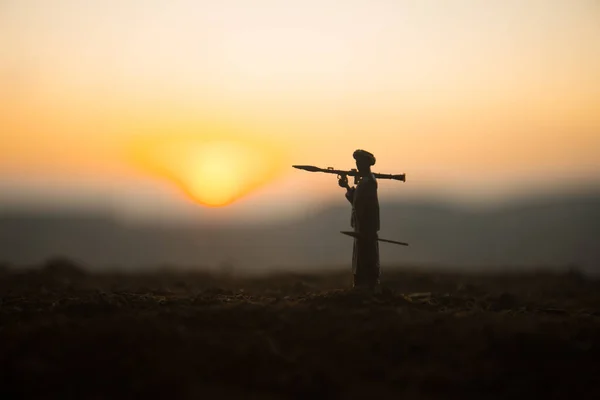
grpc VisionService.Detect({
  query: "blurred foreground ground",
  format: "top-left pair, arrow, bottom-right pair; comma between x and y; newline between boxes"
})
1,260 -> 600,399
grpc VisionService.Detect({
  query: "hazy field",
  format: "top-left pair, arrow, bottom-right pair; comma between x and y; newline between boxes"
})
3,191 -> 599,271
1,259 -> 600,399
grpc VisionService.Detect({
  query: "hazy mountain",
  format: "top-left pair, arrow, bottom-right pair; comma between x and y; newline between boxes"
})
1,191 -> 599,273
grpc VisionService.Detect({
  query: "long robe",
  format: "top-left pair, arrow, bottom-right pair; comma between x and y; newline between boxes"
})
345,173 -> 380,286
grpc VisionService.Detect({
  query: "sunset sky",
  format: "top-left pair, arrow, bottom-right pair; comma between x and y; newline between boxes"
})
1,0 -> 599,223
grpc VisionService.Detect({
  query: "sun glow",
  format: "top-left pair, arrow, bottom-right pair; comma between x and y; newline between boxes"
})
130,136 -> 284,207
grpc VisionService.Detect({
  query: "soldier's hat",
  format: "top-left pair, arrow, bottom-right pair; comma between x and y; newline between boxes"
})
353,149 -> 376,166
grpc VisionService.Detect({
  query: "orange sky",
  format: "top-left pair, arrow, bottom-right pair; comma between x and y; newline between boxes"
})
1,0 -> 599,221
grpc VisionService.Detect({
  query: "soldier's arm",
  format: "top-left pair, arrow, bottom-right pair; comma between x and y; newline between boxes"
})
339,175 -> 354,204
345,187 -> 355,204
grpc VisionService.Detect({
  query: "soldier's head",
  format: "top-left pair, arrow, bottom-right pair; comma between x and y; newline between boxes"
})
353,149 -> 376,173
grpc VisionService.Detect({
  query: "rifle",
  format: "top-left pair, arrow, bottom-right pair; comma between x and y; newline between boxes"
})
292,165 -> 406,185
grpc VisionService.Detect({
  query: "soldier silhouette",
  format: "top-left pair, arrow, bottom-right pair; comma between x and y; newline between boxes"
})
338,149 -> 380,290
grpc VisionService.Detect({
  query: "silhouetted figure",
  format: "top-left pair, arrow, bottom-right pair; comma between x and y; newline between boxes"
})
338,150 -> 380,290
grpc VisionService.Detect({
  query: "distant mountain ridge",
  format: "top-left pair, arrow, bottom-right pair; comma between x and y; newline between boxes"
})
1,191 -> 599,273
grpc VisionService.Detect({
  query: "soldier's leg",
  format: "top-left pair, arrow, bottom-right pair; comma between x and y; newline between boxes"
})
353,238 -> 378,289
374,241 -> 381,286
366,240 -> 380,289
352,239 -> 360,288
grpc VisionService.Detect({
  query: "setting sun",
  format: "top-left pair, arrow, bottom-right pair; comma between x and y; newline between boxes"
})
0,0 -> 599,216
129,135 -> 285,207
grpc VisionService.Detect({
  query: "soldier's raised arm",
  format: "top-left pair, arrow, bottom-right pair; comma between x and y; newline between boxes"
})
345,187 -> 355,204
339,175 -> 355,204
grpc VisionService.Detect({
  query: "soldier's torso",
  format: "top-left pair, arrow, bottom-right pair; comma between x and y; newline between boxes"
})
351,174 -> 380,233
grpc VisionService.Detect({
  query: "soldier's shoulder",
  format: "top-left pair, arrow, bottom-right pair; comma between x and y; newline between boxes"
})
365,174 -> 378,184
359,174 -> 378,188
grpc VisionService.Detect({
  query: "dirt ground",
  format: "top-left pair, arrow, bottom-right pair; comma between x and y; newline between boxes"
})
1,260 -> 600,399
